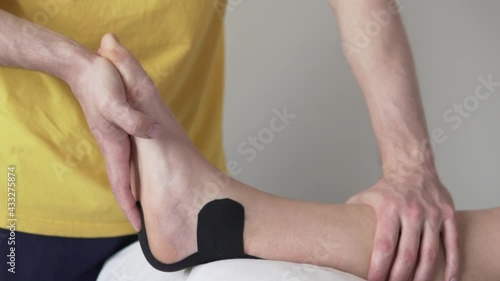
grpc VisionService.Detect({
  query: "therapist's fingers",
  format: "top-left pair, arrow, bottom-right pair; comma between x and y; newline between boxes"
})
105,140 -> 142,232
93,126 -> 142,232
412,223 -> 440,281
388,219 -> 422,281
443,216 -> 460,281
367,216 -> 401,281
103,101 -> 160,139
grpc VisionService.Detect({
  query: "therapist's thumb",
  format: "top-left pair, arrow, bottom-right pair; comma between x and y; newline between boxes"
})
108,102 -> 161,139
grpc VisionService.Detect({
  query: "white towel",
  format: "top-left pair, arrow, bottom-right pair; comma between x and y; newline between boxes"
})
97,241 -> 366,281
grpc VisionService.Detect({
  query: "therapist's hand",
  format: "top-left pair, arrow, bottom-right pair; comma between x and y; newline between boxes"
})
67,53 -> 161,231
347,172 -> 459,281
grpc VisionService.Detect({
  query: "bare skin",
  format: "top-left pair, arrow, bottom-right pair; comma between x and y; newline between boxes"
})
329,0 -> 459,280
99,34 -> 500,281
0,9 -> 161,231
0,5 -> 459,280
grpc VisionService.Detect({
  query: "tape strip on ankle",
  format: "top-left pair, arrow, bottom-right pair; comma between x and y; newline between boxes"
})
137,198 -> 260,272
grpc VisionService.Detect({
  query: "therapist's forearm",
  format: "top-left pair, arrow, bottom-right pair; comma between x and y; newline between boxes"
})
0,9 -> 93,84
329,0 -> 435,174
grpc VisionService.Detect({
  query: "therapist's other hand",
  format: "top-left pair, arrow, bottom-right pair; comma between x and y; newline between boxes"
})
67,51 -> 161,231
347,172 -> 459,281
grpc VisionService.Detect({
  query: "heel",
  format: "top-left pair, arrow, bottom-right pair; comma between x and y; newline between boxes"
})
137,198 -> 259,272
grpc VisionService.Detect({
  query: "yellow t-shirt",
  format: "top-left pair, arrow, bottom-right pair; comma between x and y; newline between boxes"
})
0,0 -> 227,238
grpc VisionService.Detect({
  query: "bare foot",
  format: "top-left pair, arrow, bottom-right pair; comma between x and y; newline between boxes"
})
98,33 -> 269,264
99,34 -> 283,264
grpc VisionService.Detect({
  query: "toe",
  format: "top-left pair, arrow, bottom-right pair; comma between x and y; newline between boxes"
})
99,33 -> 156,102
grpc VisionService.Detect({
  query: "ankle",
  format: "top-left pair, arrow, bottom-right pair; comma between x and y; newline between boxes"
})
179,166 -> 234,218
139,164 -> 233,264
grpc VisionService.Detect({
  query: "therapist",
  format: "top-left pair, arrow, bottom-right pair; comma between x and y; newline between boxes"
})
0,1 -> 457,281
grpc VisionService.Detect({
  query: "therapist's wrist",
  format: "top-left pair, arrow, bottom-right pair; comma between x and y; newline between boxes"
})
381,142 -> 439,183
58,44 -> 99,86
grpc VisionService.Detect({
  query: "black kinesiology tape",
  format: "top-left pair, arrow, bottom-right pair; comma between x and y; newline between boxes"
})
137,198 -> 260,272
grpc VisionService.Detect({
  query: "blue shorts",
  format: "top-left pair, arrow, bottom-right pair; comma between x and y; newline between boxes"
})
0,228 -> 137,281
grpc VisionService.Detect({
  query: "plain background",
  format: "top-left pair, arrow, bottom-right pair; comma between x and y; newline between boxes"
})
222,0 -> 500,210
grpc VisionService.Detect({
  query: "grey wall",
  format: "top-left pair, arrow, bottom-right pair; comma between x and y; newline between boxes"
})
223,0 -> 500,210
